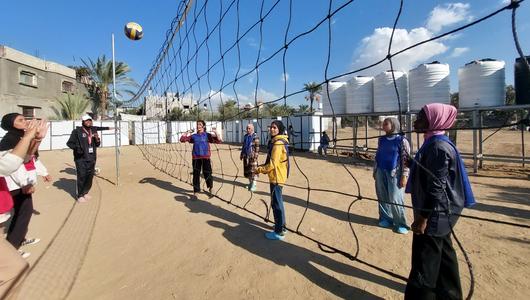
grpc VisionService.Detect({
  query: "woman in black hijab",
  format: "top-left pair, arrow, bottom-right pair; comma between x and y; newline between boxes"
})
0,113 -> 48,256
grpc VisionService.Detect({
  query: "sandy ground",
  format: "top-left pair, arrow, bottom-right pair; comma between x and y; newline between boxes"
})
8,139 -> 530,299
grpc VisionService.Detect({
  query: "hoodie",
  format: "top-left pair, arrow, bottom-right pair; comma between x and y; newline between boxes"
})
256,134 -> 289,185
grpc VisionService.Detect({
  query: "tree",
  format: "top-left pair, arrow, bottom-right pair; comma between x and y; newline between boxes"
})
217,100 -> 239,120
270,104 -> 295,117
51,93 -> 91,120
167,107 -> 184,121
303,82 -> 322,113
297,104 -> 309,113
81,55 -> 138,118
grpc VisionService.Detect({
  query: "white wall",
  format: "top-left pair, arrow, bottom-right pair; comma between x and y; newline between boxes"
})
0,120 -> 129,151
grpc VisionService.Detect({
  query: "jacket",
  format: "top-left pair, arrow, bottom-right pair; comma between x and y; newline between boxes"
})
407,139 -> 465,236
180,132 -> 221,159
256,134 -> 289,185
0,151 -> 23,216
5,157 -> 48,191
66,126 -> 101,161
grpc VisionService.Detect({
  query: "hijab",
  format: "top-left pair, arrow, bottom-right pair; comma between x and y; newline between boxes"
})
384,117 -> 401,135
0,113 -> 25,151
422,103 -> 457,140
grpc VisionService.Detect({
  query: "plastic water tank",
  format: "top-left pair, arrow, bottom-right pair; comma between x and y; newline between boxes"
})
409,62 -> 450,111
515,56 -> 530,105
345,76 -> 374,114
373,71 -> 408,113
322,81 -> 347,115
458,59 -> 505,108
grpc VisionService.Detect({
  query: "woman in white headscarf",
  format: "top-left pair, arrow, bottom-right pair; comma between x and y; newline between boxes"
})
373,117 -> 411,234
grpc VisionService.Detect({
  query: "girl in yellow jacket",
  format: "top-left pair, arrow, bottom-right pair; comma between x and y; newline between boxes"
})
256,120 -> 289,240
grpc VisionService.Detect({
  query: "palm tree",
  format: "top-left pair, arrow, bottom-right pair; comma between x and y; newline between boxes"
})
52,93 -> 91,120
297,104 -> 309,113
81,55 -> 138,118
303,82 -> 322,113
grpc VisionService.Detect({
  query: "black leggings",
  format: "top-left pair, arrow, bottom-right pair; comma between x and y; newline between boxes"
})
7,190 -> 33,249
192,159 -> 213,193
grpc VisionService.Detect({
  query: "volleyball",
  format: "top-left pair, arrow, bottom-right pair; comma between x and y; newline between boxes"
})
124,22 -> 143,40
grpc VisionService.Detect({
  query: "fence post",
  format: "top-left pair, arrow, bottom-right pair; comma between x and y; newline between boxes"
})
141,119 -> 145,145
472,110 -> 478,174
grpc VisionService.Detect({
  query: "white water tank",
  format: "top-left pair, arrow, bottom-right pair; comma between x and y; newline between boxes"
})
409,62 -> 450,111
346,76 -> 374,114
322,81 -> 347,115
458,59 -> 505,108
373,71 -> 408,113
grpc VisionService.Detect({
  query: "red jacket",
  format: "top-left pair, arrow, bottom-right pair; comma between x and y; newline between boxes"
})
0,177 -> 13,214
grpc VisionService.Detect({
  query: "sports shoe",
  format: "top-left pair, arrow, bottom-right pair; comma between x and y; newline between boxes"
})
249,182 -> 257,192
265,231 -> 285,241
378,219 -> 392,229
394,226 -> 409,234
84,194 -> 92,200
18,250 -> 31,259
77,196 -> 87,203
21,238 -> 40,247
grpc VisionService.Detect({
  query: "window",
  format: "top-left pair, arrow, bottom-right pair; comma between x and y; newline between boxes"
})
61,80 -> 74,93
19,70 -> 37,87
155,103 -> 163,108
21,106 -> 35,118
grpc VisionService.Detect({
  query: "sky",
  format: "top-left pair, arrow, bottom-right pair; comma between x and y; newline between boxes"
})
1,0 -> 529,109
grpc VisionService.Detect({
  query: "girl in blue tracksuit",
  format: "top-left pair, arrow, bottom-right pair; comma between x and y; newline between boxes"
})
180,120 -> 221,195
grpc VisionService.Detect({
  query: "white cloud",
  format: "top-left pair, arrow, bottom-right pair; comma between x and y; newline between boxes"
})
449,47 -> 469,58
352,3 -> 474,75
426,3 -> 472,33
353,27 -> 448,74
246,37 -> 260,49
252,88 -> 280,102
280,73 -> 289,82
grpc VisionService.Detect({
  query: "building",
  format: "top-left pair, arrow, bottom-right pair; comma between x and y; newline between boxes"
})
144,91 -> 196,119
0,45 -> 85,118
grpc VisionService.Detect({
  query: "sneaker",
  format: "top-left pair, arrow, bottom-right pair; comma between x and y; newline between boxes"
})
394,226 -> 409,234
77,196 -> 87,203
249,182 -> 257,192
265,231 -> 285,241
378,219 -> 392,229
21,238 -> 40,247
18,250 -> 31,259
84,194 -> 92,200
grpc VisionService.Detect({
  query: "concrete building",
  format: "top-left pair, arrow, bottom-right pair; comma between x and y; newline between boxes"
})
144,91 -> 196,119
0,45 -> 84,118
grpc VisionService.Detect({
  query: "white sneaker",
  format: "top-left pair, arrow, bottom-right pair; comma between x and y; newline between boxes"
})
21,238 -> 40,246
18,250 -> 31,259
77,196 -> 87,203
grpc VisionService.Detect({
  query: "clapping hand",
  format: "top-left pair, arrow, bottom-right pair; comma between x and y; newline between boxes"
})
35,119 -> 49,141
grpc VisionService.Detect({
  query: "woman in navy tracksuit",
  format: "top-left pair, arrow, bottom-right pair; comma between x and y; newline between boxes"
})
180,120 -> 221,195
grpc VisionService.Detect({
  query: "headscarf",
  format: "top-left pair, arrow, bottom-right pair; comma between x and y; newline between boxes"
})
383,117 -> 401,135
0,113 -> 25,151
406,103 -> 475,208
422,103 -> 457,140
